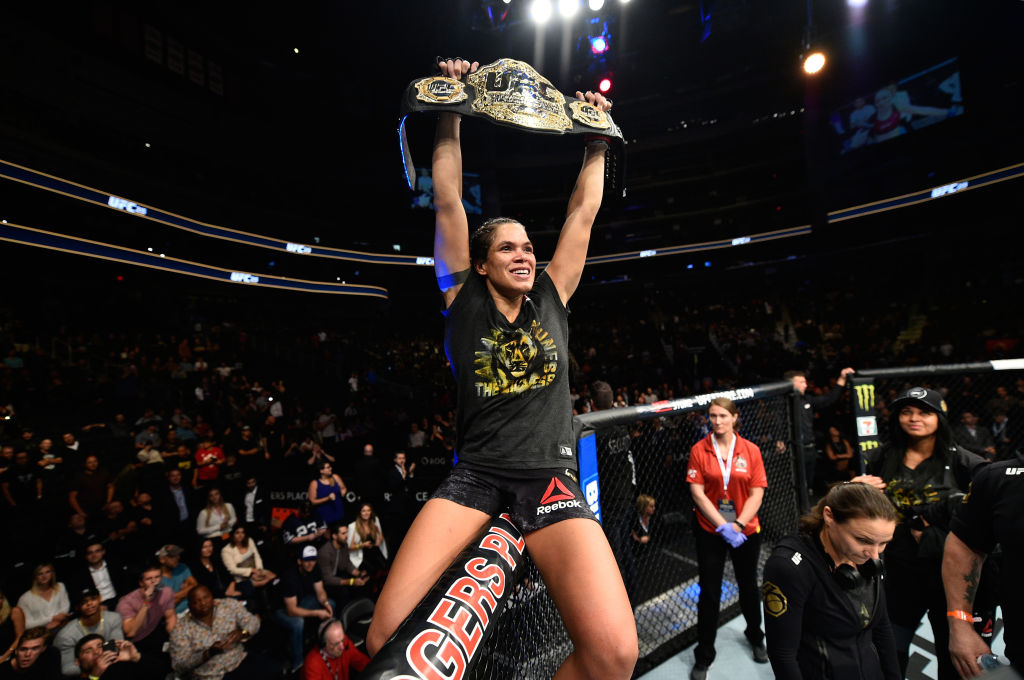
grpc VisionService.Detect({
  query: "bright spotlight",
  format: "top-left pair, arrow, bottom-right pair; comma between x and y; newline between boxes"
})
803,51 -> 826,75
598,77 -> 612,93
558,0 -> 579,18
530,0 -> 553,23
590,36 -> 608,54
589,0 -> 605,9
847,0 -> 868,6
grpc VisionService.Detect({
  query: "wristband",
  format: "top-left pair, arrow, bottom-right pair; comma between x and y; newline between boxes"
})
947,610 -> 976,622
734,520 -> 746,530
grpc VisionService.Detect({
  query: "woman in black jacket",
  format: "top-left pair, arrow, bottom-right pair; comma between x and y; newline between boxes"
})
851,386 -> 987,679
763,482 -> 899,679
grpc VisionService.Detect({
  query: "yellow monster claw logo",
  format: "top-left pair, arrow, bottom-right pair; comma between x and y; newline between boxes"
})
474,321 -> 557,397
762,582 -> 788,618
854,384 -> 876,411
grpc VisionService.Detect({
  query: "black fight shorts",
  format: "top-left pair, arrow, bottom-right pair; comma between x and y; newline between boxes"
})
431,463 -> 598,534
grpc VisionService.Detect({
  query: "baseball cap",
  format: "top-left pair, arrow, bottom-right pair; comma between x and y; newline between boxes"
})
301,545 -> 318,561
75,587 -> 101,608
157,544 -> 184,558
889,387 -> 948,416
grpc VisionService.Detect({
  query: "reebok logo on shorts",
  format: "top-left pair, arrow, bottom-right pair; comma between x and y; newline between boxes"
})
537,477 -> 582,515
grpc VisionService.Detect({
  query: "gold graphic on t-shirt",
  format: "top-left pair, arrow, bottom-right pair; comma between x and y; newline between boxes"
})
474,321 -> 557,397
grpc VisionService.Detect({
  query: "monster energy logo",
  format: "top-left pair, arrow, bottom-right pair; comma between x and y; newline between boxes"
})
854,384 -> 876,411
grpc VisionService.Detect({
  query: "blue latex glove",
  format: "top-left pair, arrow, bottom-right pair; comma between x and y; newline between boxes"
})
716,523 -> 747,549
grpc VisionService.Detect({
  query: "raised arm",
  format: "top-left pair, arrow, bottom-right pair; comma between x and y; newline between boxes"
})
545,91 -> 612,304
433,58 -> 479,308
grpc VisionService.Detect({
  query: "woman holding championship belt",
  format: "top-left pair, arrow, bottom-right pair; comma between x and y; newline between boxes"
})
687,397 -> 768,679
366,58 -> 638,678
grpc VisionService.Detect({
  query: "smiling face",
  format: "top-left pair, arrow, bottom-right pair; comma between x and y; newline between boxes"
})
898,405 -> 939,439
475,222 -> 536,297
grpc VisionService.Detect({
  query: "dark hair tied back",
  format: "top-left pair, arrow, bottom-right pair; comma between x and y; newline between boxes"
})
798,482 -> 896,534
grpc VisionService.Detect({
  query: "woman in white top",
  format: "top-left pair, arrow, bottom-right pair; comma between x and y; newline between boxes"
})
347,502 -> 388,570
220,525 -> 275,597
195,487 -> 237,539
16,563 -> 71,630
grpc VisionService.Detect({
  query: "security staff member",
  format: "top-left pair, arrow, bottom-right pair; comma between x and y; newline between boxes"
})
943,448 -> 1024,677
784,368 -> 855,495
762,482 -> 900,680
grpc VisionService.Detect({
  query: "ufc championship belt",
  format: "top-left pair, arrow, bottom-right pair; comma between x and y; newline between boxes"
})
399,58 -> 626,197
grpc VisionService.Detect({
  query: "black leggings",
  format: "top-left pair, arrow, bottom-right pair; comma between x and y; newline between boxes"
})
693,527 -> 764,667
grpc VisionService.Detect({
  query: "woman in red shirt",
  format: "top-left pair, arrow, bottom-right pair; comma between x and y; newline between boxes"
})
687,397 -> 769,680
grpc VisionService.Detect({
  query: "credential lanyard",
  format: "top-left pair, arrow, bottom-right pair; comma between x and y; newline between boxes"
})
711,433 -> 737,492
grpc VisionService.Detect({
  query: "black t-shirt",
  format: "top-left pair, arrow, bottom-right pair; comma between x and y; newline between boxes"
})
444,271 -> 576,470
281,565 -> 322,601
950,453 -> 1024,667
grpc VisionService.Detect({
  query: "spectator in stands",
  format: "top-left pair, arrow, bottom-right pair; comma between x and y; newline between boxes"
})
153,468 -> 196,547
195,488 -> 237,541
384,451 -> 414,548
317,523 -> 368,607
687,397 -> 769,678
95,501 -> 136,561
406,423 -> 425,450
953,411 -> 997,460
990,408 -> 1020,461
823,426 -> 856,482
784,368 -> 855,496
237,474 -> 270,538
282,502 -> 327,548
220,526 -> 275,600
273,546 -> 336,674
0,590 -> 25,667
72,543 -> 127,611
191,538 -> 239,599
194,438 -> 225,491
71,634 -> 147,679
133,425 -> 161,451
157,545 -> 197,616
302,619 -> 369,680
169,585 -> 279,680
851,387 -> 987,680
69,454 -> 116,520
16,564 -> 71,631
352,445 -> 384,510
54,514 -> 98,568
0,626 -> 59,679
115,562 -> 175,656
53,588 -> 123,677
308,462 -> 347,527
347,503 -> 387,590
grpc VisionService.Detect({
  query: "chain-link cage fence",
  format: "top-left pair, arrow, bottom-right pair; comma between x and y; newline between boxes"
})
470,382 -> 802,678
851,363 -> 1024,469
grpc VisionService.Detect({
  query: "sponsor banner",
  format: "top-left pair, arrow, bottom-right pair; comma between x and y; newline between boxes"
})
849,377 -> 881,472
577,432 -> 602,522
359,514 -> 529,680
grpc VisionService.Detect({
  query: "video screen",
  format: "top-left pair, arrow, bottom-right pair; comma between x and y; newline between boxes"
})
830,58 -> 964,155
410,168 -> 483,215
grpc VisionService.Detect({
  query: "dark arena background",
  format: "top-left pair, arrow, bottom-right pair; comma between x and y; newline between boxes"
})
1,1 -> 1022,679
